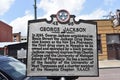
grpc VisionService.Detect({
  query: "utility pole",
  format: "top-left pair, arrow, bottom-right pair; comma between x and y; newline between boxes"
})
34,0 -> 37,19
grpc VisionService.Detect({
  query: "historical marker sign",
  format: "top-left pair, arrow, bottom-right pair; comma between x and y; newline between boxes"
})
17,48 -> 26,59
27,10 -> 98,77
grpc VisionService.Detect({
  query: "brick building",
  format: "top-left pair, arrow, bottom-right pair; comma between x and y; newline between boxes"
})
0,21 -> 13,55
0,21 -> 12,42
92,10 -> 120,60
12,32 -> 21,42
92,19 -> 120,60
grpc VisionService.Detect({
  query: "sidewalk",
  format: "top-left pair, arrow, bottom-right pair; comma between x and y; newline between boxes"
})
99,60 -> 120,68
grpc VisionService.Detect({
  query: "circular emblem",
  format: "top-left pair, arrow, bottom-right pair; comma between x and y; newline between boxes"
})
56,10 -> 70,23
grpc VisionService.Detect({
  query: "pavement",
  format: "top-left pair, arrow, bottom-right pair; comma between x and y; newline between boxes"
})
76,60 -> 120,80
99,60 -> 120,68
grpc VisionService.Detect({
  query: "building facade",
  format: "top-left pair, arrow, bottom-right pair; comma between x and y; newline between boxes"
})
6,42 -> 27,63
0,21 -> 12,42
12,32 -> 21,42
21,36 -> 27,42
0,21 -> 13,55
93,19 -> 120,60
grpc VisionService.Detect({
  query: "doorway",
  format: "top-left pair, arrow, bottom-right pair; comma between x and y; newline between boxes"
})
107,34 -> 120,60
107,44 -> 120,60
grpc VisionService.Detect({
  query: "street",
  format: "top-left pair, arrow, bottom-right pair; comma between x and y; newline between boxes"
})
76,68 -> 120,80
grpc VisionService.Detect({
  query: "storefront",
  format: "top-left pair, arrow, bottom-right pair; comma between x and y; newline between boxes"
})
94,19 -> 120,60
5,42 -> 27,64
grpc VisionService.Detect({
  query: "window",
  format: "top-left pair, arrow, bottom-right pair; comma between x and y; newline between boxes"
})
0,50 -> 4,55
97,34 -> 102,53
13,35 -> 17,42
107,34 -> 120,44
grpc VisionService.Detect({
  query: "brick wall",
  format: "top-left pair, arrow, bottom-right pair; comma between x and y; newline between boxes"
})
0,21 -> 12,42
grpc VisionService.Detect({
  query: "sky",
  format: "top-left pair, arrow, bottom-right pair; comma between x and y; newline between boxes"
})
0,0 -> 120,36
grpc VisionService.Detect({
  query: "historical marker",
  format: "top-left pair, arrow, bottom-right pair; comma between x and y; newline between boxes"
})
27,10 -> 98,77
17,48 -> 26,59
